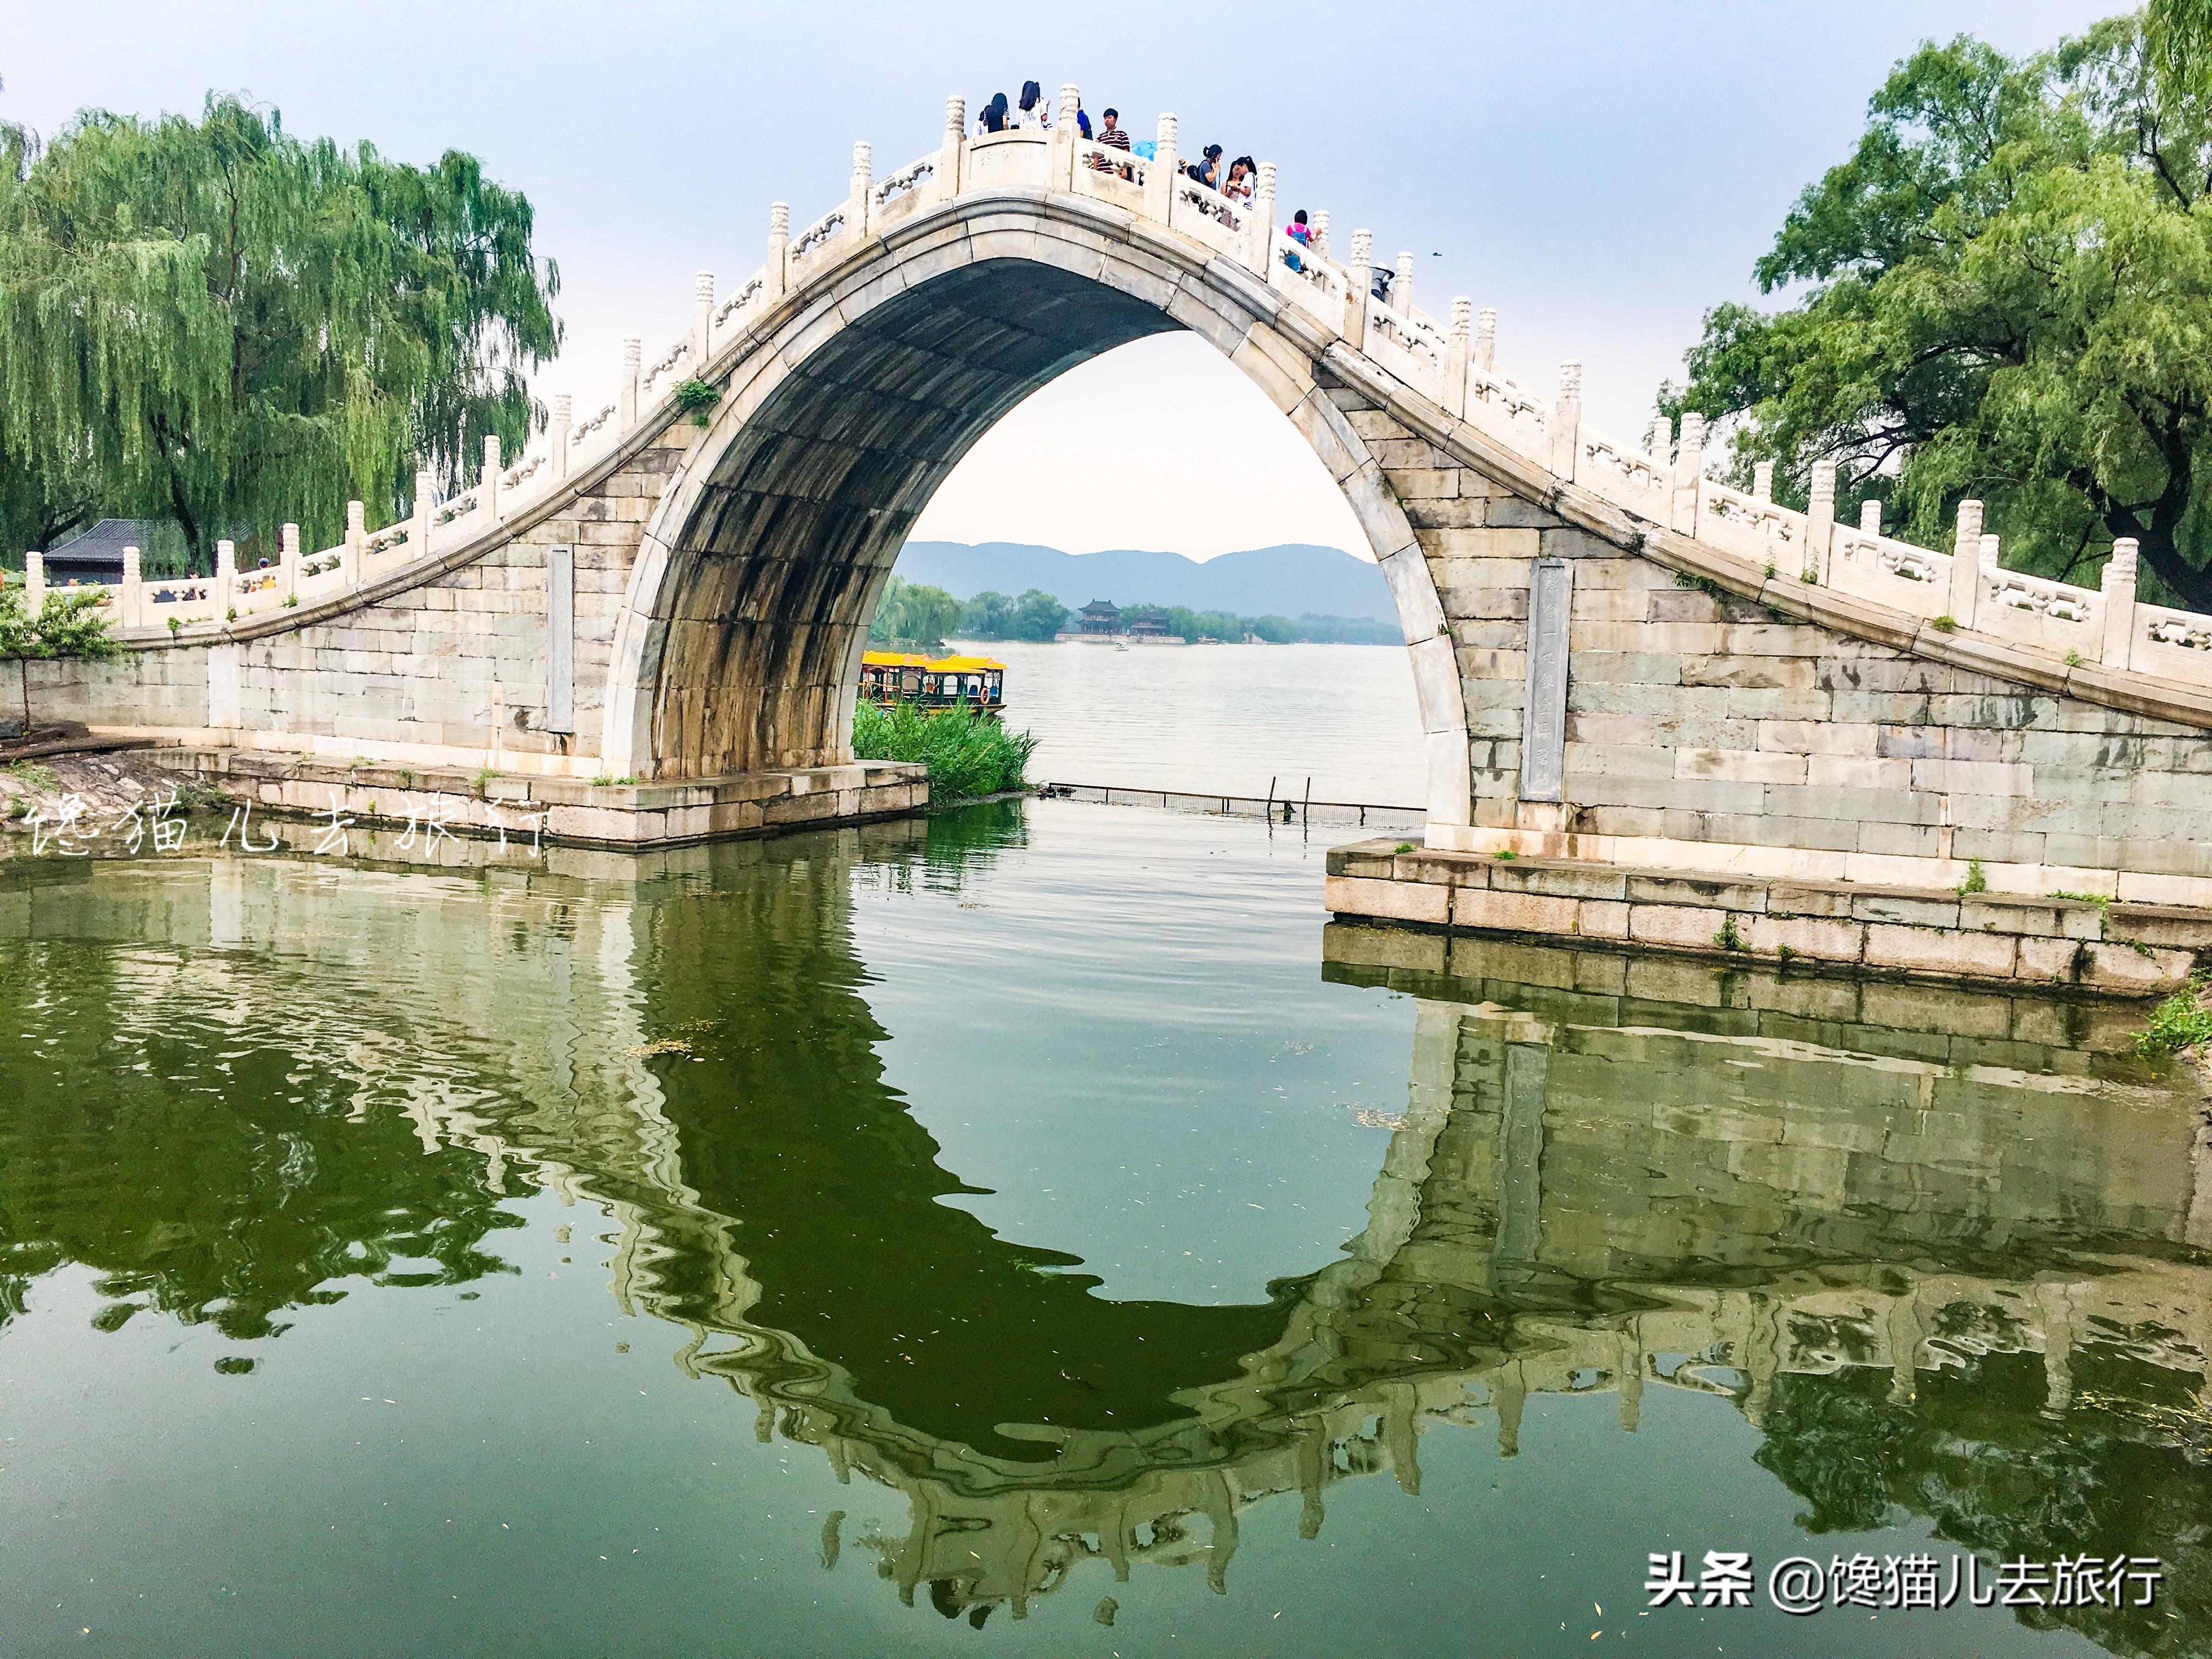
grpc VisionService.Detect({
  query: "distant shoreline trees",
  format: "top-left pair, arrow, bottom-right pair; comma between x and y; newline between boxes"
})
949,589 -> 1396,644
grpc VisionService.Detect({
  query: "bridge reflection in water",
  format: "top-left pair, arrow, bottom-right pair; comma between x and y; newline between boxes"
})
0,817 -> 2206,1651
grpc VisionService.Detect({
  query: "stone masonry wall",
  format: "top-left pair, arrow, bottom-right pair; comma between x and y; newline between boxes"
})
29,430 -> 697,775
1341,392 -> 2212,909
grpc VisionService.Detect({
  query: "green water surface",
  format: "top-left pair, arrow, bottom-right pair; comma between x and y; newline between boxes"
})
0,800 -> 2205,1657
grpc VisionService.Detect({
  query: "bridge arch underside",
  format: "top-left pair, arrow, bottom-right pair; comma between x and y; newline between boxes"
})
627,255 -> 1429,781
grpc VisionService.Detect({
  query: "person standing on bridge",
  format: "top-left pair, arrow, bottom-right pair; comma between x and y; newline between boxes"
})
1012,81 -> 1052,129
978,92 -> 1009,134
1221,155 -> 1256,223
1283,209 -> 1312,273
1093,108 -> 1132,178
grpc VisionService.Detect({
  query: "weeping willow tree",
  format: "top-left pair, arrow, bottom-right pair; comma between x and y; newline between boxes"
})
0,93 -> 561,562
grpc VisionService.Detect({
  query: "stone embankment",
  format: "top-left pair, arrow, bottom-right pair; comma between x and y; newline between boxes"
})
1328,839 -> 2208,997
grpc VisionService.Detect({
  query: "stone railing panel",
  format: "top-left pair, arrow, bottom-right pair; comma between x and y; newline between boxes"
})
640,335 -> 691,399
1458,363 -> 1548,457
870,153 -> 936,233
1828,529 -> 1952,620
710,269 -> 766,348
1363,296 -> 1448,405
1071,139 -> 1147,211
569,402 -> 619,466
1266,227 -> 1346,332
1166,173 -> 1251,258
1697,477 -> 1804,572
788,206 -> 848,268
2133,600 -> 2212,685
1975,565 -> 2104,659
961,129 -> 1049,190
1577,426 -> 1671,518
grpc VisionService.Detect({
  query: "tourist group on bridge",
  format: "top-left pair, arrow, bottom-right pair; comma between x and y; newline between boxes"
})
972,78 -> 1276,242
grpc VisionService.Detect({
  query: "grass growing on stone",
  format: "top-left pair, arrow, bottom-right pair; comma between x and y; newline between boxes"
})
2137,978 -> 2212,1057
851,698 -> 1038,800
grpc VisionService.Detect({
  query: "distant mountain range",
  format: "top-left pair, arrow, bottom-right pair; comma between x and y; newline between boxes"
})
893,540 -> 1394,619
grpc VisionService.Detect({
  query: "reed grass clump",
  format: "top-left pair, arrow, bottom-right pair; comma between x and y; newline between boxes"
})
852,699 -> 1038,800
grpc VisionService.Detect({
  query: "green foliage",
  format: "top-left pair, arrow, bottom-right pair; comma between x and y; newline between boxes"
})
1492,848 -> 1517,860
1931,614 -> 1957,632
870,574 -> 962,646
1392,842 -> 1415,853
955,587 -> 1069,641
0,586 -> 121,663
1662,16 -> 2212,608
2137,977 -> 2212,1054
673,379 -> 719,427
0,94 -> 561,561
850,698 -> 1038,799
1715,915 -> 1747,951
1959,856 -> 1989,895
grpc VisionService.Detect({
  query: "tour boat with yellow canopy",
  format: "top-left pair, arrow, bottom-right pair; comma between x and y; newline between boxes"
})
860,650 -> 1006,712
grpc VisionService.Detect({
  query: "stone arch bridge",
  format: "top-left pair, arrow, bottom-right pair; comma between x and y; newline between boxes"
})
32,88 -> 2212,967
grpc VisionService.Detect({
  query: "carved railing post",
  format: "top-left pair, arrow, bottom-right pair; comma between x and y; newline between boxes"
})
1475,307 -> 1496,370
345,501 -> 365,571
1806,459 -> 1836,583
1444,297 -> 1471,417
1860,499 -> 1882,533
1948,499 -> 1983,629
1650,414 -> 1672,462
937,98 -> 965,204
2101,537 -> 2138,669
552,393 -> 572,480
1054,84 -> 1079,188
849,141 -> 872,239
767,203 -> 789,298
620,337 -> 641,429
692,270 -> 713,370
1396,251 -> 1414,321
1552,361 -> 1582,481
1673,413 -> 1705,535
1751,461 -> 1773,500
1311,208 -> 1330,263
121,544 -> 141,629
1345,228 -> 1372,349
23,550 -> 42,613
1148,112 -> 1178,223
481,435 -> 501,522
1251,161 -> 1277,275
413,468 -> 435,558
280,521 -> 300,601
215,538 -> 237,618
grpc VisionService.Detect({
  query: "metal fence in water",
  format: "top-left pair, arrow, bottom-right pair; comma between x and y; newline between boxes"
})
1034,781 -> 1424,831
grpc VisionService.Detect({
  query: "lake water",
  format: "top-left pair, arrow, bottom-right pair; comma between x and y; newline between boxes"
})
974,640 -> 1428,805
2,801 -> 2207,1658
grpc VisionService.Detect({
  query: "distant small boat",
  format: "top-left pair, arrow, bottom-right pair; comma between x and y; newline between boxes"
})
1114,640 -> 1130,652
860,650 -> 1005,711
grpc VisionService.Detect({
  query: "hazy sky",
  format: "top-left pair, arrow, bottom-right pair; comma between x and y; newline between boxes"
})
9,2 -> 2116,559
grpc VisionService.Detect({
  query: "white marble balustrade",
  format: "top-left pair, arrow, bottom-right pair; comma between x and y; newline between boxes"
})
26,82 -> 2203,706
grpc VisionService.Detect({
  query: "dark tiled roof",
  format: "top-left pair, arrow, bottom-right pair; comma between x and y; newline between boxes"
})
49,520 -> 165,561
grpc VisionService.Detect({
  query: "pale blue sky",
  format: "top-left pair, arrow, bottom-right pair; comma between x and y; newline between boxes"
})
8,1 -> 2116,557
